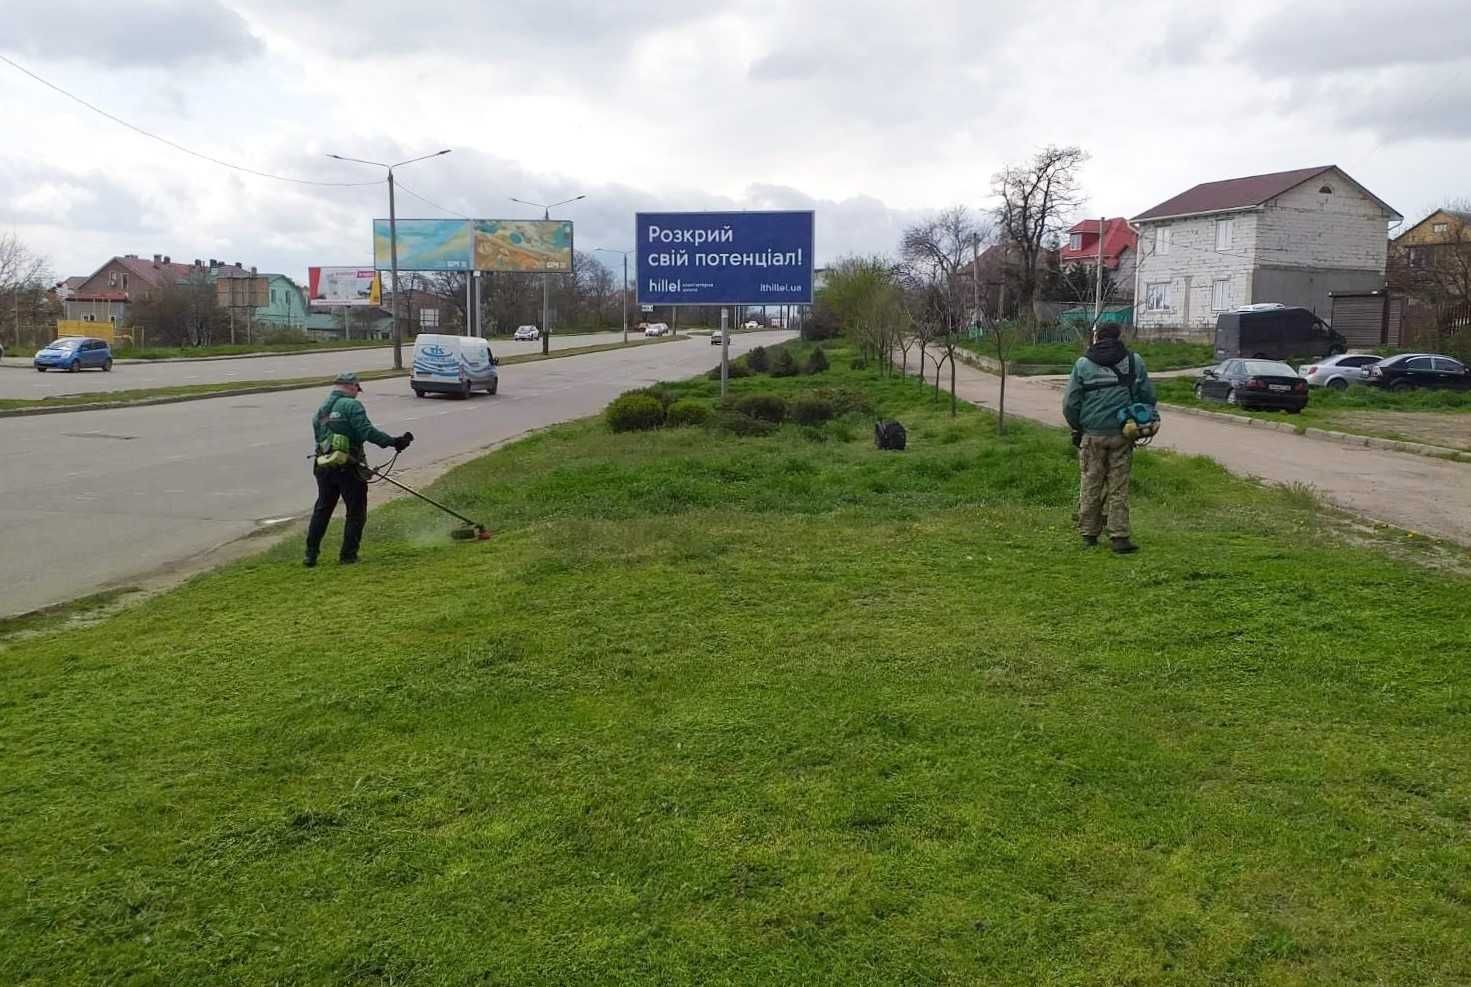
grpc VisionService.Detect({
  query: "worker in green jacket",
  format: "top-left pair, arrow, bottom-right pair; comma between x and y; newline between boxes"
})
304,372 -> 412,567
1062,325 -> 1157,554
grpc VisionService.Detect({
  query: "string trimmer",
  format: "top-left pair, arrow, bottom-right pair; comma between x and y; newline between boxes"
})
360,455 -> 491,541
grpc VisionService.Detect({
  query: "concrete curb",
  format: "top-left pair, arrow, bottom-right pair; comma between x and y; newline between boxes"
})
1159,401 -> 1470,462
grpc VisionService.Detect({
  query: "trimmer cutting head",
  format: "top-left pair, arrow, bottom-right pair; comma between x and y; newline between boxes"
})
450,525 -> 491,541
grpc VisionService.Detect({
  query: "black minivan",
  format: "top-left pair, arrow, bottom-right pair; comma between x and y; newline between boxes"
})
1213,305 -> 1347,362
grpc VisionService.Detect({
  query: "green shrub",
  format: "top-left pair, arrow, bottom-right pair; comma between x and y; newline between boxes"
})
706,361 -> 753,380
665,399 -> 712,427
771,348 -> 800,377
711,411 -> 778,437
605,393 -> 664,432
623,386 -> 676,410
790,395 -> 835,425
848,356 -> 868,371
812,386 -> 874,417
746,346 -> 769,372
731,393 -> 788,423
804,347 -> 830,374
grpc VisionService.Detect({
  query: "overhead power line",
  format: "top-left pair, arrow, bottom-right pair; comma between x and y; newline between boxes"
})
393,180 -> 470,219
0,53 -> 383,189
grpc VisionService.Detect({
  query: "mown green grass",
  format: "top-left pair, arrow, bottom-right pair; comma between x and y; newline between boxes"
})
2,346 -> 1468,984
963,339 -> 1213,372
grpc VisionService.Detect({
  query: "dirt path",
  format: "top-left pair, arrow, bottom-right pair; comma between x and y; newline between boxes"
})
938,359 -> 1471,547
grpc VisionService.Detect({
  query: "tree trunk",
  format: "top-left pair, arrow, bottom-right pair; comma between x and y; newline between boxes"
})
949,352 -> 957,417
997,363 -> 1007,434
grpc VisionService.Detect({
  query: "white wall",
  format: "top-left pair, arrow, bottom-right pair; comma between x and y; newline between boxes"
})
1255,169 -> 1390,273
1134,213 -> 1258,329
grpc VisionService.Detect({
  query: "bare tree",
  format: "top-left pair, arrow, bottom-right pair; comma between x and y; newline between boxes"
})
993,145 -> 1088,323
822,255 -> 902,371
1,234 -> 54,349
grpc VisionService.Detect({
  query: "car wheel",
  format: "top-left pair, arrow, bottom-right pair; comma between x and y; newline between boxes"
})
1226,388 -> 1239,405
488,380 -> 498,395
1193,383 -> 1204,400
457,380 -> 471,400
103,358 -> 113,372
1390,379 -> 1412,392
1327,377 -> 1348,391
69,359 -> 80,373
35,365 -> 45,372
413,388 -> 425,398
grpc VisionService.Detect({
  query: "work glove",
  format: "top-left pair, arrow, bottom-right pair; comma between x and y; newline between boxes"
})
393,431 -> 414,452
1071,429 -> 1083,449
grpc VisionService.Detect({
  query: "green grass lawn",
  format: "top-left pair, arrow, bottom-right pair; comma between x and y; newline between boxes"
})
962,339 -> 1213,372
2,346 -> 1468,983
1155,376 -> 1471,452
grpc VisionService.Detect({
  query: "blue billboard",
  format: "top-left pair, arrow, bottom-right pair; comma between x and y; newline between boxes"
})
636,211 -> 814,305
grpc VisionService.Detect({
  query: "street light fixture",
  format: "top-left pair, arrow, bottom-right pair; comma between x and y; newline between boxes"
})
327,148 -> 453,369
593,247 -> 633,344
509,194 -> 586,354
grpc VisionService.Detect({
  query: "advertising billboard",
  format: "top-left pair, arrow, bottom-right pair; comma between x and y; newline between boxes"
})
635,211 -> 814,306
308,266 -> 380,306
373,219 -> 472,271
473,219 -> 574,273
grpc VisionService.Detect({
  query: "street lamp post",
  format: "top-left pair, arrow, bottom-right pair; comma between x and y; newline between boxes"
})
593,247 -> 633,344
327,149 -> 452,369
510,195 -> 586,355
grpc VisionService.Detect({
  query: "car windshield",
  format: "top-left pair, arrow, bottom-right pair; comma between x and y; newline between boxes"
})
47,339 -> 81,349
1241,360 -> 1297,377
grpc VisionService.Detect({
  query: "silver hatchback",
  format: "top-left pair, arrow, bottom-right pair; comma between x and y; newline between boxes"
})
1298,352 -> 1379,390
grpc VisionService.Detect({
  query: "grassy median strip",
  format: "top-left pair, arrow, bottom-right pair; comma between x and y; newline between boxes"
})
0,335 -> 686,413
962,338 -> 1214,374
1155,377 -> 1471,452
3,345 -> 1468,983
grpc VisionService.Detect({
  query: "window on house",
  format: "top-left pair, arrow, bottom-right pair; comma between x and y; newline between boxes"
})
1211,278 -> 1232,311
1215,218 -> 1234,251
122,274 -> 128,291
1145,282 -> 1170,311
108,273 -> 118,288
1155,227 -> 1170,256
1409,247 -> 1428,271
1433,222 -> 1449,234
1069,233 -> 1082,251
420,308 -> 440,328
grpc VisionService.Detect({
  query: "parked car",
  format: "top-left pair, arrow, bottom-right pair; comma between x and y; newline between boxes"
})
644,322 -> 670,337
1298,353 -> 1380,390
512,325 -> 540,341
1212,305 -> 1346,362
410,333 -> 498,398
742,320 -> 760,329
1364,353 -> 1471,392
34,337 -> 113,372
1195,359 -> 1308,412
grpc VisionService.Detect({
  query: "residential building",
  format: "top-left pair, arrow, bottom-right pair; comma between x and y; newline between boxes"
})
1392,208 -> 1471,273
957,241 -> 1059,321
1059,218 -> 1137,301
1131,166 -> 1401,331
63,254 -> 250,326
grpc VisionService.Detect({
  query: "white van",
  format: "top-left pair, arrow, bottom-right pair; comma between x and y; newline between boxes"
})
410,334 -> 499,398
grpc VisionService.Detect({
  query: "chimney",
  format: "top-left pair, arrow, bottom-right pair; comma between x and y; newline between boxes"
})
163,255 -> 170,264
194,258 -> 202,267
250,266 -> 257,275
209,259 -> 218,268
153,253 -> 162,263
126,253 -> 138,259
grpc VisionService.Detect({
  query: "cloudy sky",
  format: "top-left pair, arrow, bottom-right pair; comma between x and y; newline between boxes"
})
2,0 -> 1467,282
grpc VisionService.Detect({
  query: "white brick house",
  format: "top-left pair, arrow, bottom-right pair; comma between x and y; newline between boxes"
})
1131,166 -> 1401,331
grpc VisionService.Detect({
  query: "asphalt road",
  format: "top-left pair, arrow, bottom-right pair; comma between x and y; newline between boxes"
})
0,332 -> 637,399
1,331 -> 789,617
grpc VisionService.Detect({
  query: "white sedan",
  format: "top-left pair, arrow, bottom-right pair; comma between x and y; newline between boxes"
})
513,325 -> 540,341
1298,352 -> 1379,390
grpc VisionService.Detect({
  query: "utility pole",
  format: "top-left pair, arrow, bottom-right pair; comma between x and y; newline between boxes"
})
972,234 -> 981,330
1094,216 -> 1105,325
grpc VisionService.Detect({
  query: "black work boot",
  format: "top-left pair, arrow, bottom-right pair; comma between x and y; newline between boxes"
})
1082,534 -> 1099,547
338,556 -> 358,565
303,555 -> 317,568
1110,537 -> 1139,554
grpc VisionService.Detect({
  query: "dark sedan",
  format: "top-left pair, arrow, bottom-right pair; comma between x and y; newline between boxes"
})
1364,353 -> 1471,392
1194,359 -> 1308,412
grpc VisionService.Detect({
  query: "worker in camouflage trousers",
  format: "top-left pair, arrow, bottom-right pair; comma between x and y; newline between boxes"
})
1062,325 -> 1156,554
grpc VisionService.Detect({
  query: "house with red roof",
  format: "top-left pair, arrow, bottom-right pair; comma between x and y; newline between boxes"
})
1131,166 -> 1401,330
1059,217 -> 1138,300
63,254 -> 251,326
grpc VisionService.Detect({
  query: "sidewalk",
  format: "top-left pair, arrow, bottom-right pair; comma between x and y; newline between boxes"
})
940,358 -> 1471,548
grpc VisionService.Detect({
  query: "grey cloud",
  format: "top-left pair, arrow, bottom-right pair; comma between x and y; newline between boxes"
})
0,0 -> 262,67
0,163 -> 165,236
1332,70 -> 1471,141
748,50 -> 819,82
1234,0 -> 1471,76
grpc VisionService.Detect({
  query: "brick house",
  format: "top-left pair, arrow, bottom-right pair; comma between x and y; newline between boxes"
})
1131,166 -> 1401,331
63,254 -> 250,326
1058,217 -> 1138,301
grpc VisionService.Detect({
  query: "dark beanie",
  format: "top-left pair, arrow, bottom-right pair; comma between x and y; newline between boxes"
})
1095,324 -> 1122,340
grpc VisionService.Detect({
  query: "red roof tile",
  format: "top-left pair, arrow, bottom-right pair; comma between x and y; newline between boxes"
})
1059,217 -> 1137,267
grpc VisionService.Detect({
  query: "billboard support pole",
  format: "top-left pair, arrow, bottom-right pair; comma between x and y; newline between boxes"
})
720,307 -> 729,398
387,169 -> 403,370
465,274 -> 473,336
622,252 -> 628,344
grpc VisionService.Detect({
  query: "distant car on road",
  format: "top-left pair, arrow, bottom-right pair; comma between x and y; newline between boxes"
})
512,325 -> 540,341
1195,358 -> 1308,412
1364,353 -> 1471,392
1298,352 -> 1380,390
34,337 -> 112,373
742,320 -> 760,329
644,322 -> 670,337
710,330 -> 726,345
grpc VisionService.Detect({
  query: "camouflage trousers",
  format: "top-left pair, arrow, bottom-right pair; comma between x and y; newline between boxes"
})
1078,433 -> 1134,539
